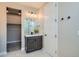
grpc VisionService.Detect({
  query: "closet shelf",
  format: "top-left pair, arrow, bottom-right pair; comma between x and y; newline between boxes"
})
7,23 -> 21,25
7,40 -> 21,44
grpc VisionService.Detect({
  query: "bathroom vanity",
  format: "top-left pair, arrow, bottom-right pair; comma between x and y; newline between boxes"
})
23,13 -> 43,53
25,34 -> 43,53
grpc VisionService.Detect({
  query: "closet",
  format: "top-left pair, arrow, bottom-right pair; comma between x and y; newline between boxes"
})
7,7 -> 21,52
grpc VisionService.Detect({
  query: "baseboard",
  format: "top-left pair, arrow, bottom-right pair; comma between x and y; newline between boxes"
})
43,50 -> 58,57
0,52 -> 7,56
21,47 -> 25,51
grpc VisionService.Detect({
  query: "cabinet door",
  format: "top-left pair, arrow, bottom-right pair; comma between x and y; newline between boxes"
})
26,37 -> 36,52
36,36 -> 42,49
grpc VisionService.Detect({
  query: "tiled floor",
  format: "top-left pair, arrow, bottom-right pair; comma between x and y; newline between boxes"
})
4,50 -> 50,57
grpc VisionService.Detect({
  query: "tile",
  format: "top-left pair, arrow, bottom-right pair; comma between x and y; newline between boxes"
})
4,50 -> 50,57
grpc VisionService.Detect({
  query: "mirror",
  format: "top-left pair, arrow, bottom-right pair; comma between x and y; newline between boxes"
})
24,17 -> 39,35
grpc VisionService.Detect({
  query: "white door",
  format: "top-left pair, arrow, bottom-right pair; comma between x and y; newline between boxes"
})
58,2 -> 79,57
43,3 -> 58,57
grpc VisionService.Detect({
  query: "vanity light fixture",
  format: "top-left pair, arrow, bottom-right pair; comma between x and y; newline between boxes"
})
26,11 -> 37,18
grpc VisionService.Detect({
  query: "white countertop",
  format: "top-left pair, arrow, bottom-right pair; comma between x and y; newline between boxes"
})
25,34 -> 43,37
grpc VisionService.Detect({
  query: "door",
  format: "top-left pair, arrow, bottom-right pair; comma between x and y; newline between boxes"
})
58,2 -> 79,57
43,3 -> 58,56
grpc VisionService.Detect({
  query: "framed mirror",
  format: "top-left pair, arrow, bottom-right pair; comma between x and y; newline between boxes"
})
24,17 -> 39,35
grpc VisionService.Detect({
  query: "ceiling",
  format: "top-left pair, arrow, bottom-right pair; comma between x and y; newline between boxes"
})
17,2 -> 47,9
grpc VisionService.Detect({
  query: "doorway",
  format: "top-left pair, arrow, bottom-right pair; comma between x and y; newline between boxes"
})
7,7 -> 21,52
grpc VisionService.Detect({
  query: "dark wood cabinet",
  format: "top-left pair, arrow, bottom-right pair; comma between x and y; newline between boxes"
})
25,35 -> 43,53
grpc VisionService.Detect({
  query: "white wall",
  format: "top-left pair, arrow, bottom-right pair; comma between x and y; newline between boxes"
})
58,2 -> 79,57
0,3 -> 7,55
7,14 -> 21,24
38,8 -> 44,35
